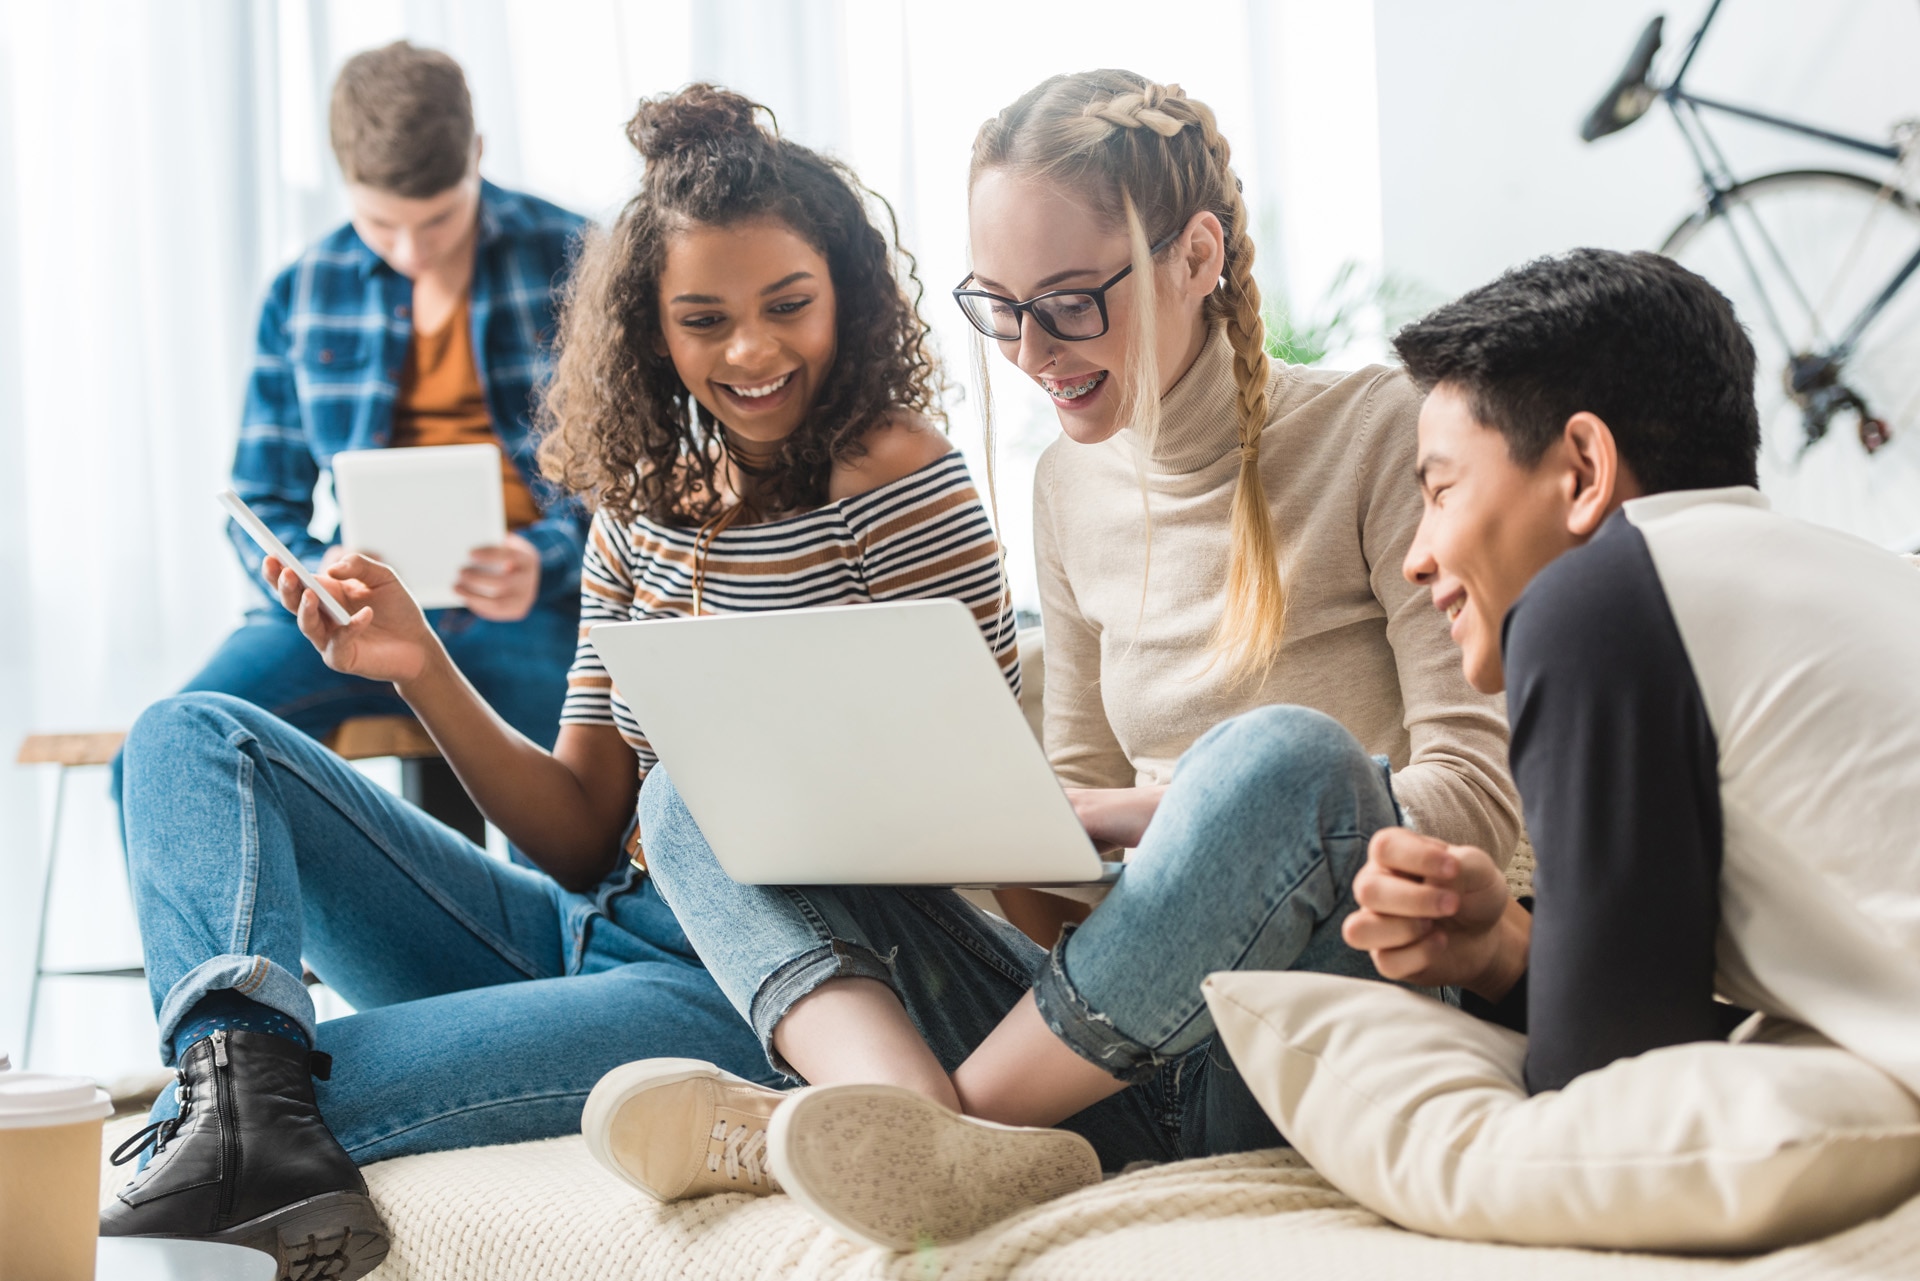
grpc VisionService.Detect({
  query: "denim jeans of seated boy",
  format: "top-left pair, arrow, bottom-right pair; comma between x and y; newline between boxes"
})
110,603 -> 577,868
640,703 -> 1411,1171
181,603 -> 577,747
120,691 -> 775,1167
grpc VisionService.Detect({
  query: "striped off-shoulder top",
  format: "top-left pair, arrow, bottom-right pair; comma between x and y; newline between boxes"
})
561,449 -> 1020,785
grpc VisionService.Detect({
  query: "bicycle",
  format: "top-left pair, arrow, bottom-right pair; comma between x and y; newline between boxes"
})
1583,0 -> 1920,550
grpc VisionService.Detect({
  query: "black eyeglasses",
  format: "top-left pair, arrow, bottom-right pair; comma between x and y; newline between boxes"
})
953,231 -> 1180,342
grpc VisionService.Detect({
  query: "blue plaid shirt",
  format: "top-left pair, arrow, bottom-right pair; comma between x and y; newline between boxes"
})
229,180 -> 588,605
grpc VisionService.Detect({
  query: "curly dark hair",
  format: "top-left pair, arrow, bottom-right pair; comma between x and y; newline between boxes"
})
538,84 -> 942,526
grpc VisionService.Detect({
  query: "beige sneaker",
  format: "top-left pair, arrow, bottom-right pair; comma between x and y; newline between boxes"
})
766,1083 -> 1102,1251
582,1058 -> 784,1201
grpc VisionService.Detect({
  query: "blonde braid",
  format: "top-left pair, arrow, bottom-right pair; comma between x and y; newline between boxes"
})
1084,86 -> 1190,138
1196,110 -> 1286,684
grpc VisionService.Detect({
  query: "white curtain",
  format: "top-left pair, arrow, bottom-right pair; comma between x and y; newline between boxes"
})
2,0 -> 294,1069
0,0 -> 1385,1070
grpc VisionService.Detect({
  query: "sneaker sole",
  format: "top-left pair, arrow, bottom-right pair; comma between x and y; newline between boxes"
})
581,1057 -> 765,1201
767,1084 -> 1102,1252
206,1189 -> 390,1281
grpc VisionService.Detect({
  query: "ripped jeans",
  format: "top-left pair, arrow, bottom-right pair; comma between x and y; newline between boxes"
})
641,705 -> 1399,1171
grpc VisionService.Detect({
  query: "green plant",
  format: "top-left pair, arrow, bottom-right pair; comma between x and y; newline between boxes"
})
1263,260 -> 1444,365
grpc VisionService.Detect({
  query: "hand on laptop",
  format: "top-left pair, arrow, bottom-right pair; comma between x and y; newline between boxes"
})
456,533 -> 541,621
1064,785 -> 1167,857
1343,828 -> 1529,1000
264,551 -> 436,683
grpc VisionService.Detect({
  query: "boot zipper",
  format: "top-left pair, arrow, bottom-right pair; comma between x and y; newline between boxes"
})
211,1030 -> 239,1223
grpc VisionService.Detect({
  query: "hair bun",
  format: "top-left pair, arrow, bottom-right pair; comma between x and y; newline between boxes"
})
627,83 -> 770,161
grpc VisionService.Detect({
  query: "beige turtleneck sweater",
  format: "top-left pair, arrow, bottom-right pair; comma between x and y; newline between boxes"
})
1032,326 -> 1522,862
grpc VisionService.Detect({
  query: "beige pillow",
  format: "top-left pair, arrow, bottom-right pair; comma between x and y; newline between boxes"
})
1203,971 -> 1920,1252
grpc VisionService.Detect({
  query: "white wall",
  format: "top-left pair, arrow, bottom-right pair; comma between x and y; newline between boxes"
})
1375,0 -> 1920,295
1375,0 -> 1920,548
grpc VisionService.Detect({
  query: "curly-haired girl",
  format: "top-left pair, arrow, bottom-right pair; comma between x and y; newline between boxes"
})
102,83 -> 1012,1278
592,70 -> 1520,1252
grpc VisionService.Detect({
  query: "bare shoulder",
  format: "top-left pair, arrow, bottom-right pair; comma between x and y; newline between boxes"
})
827,413 -> 955,501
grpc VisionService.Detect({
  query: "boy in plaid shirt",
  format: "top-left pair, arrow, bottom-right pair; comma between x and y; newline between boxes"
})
186,41 -> 586,761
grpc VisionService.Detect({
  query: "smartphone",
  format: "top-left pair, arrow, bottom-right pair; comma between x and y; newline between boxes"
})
215,488 -> 354,626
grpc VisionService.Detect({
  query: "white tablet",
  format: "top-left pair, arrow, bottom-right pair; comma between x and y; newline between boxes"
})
332,444 -> 507,610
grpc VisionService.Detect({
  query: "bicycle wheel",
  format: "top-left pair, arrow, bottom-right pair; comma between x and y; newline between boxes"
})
1662,169 -> 1920,550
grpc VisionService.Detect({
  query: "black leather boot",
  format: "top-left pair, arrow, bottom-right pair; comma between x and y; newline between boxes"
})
101,1028 -> 389,1281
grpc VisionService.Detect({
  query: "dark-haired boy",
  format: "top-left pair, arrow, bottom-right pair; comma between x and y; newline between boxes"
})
1343,248 -> 1920,1098
182,41 -> 586,767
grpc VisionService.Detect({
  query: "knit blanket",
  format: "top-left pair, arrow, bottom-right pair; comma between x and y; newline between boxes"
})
350,1136 -> 1920,1279
101,1077 -> 1920,1281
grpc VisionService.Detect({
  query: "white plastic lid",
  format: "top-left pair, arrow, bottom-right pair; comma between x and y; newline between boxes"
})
0,1073 -> 113,1128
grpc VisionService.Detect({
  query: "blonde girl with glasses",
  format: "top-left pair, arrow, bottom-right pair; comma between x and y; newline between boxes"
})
585,71 -> 1520,1250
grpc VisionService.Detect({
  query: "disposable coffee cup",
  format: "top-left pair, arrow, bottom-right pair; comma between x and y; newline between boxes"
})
0,1073 -> 113,1281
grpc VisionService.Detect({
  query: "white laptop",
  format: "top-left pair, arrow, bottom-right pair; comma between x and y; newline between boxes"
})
333,444 -> 506,609
588,600 -> 1119,887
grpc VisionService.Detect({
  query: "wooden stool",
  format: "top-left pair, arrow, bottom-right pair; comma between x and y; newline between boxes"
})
14,715 -> 479,1067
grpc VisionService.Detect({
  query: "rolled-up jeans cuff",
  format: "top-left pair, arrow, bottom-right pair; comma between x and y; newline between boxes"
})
749,940 -> 899,1079
156,954 -> 317,1065
1030,924 -> 1163,1085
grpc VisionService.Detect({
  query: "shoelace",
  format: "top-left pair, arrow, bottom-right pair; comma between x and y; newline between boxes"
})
707,1119 -> 778,1189
110,1071 -> 192,1167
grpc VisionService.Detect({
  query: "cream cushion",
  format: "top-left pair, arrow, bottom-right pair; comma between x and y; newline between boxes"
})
1203,971 -> 1920,1253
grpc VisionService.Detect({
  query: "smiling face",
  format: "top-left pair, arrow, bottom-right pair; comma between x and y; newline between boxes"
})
966,169 -> 1212,445
346,161 -> 482,280
657,216 -> 838,452
1401,384 -> 1593,694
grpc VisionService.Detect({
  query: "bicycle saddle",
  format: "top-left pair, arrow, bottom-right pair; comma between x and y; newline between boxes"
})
1581,16 -> 1664,143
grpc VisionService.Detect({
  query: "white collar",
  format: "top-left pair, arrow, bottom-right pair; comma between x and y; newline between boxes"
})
1622,485 -> 1768,526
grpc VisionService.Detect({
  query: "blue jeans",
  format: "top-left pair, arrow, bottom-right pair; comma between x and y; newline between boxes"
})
113,602 -> 577,866
641,704 -> 1400,1172
120,692 -> 773,1165
178,602 -> 577,748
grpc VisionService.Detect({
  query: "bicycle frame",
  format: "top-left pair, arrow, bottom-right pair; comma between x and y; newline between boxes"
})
1667,0 -> 1899,163
1662,0 -> 1918,375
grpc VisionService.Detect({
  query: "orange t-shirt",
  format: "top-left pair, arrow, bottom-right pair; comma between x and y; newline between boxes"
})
389,293 -> 540,529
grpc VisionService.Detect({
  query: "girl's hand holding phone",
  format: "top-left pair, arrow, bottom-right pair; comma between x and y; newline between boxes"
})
263,551 -> 436,683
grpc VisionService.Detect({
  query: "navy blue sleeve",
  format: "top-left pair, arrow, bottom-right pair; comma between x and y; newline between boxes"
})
1461,900 -> 1530,1032
1501,512 -> 1727,1094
